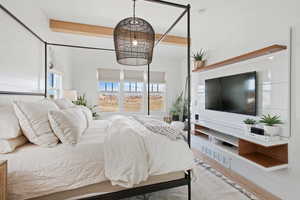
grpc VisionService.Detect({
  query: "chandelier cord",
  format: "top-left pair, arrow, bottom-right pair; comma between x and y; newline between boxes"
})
133,0 -> 136,20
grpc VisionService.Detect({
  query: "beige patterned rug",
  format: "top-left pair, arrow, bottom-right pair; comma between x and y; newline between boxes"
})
127,160 -> 259,200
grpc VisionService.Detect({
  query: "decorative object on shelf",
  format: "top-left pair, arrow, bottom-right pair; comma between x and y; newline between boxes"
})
193,49 -> 206,70
169,92 -> 183,121
73,94 -> 100,119
250,127 -> 265,136
114,0 -> 155,66
243,118 -> 257,133
259,114 -> 283,136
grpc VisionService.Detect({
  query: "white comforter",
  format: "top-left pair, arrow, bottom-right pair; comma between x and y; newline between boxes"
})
0,120 -> 111,200
104,115 -> 194,188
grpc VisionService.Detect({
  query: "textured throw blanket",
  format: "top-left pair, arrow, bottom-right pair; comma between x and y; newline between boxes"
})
133,116 -> 184,140
104,115 -> 194,188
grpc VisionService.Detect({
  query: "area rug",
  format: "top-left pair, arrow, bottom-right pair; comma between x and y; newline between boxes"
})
127,159 -> 259,200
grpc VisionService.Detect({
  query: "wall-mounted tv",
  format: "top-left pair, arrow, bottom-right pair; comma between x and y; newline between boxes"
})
205,72 -> 257,116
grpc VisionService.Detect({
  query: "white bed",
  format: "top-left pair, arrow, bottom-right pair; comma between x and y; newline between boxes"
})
0,119 -> 194,200
0,120 -> 110,200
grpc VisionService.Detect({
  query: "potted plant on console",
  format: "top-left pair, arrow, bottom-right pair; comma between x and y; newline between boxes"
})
193,49 -> 206,70
259,114 -> 283,136
243,118 -> 257,133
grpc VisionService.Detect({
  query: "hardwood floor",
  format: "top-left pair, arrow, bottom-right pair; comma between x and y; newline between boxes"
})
192,149 -> 282,200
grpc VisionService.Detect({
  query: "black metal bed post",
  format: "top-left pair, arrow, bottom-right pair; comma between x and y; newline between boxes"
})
187,4 -> 192,200
44,42 -> 48,98
148,64 -> 150,115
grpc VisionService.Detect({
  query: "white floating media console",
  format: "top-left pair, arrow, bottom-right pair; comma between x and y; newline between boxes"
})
193,120 -> 289,172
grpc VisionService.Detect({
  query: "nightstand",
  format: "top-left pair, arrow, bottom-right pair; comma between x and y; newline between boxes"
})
0,160 -> 7,200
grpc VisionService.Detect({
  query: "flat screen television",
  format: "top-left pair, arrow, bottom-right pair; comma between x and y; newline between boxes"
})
205,72 -> 257,116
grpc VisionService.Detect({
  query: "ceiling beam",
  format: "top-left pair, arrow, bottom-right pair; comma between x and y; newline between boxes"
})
49,19 -> 188,46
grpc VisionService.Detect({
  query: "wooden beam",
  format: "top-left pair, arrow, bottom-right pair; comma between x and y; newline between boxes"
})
50,19 -> 187,46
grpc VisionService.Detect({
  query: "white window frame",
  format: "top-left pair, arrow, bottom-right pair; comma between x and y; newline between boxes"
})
98,69 -> 166,115
48,70 -> 63,99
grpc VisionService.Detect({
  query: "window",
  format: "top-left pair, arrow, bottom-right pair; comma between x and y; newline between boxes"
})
97,69 -> 166,113
124,82 -> 143,112
149,72 -> 166,112
149,83 -> 166,111
99,82 -> 120,112
98,69 -> 121,112
48,71 -> 62,99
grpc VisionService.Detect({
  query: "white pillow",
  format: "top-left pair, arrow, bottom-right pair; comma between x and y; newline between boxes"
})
0,135 -> 28,154
48,108 -> 88,145
13,100 -> 59,147
0,106 -> 22,139
76,106 -> 93,127
54,98 -> 75,109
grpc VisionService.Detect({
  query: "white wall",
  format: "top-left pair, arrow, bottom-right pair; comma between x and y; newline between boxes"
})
0,5 -> 45,94
49,46 -> 73,90
69,48 -> 183,117
190,1 -> 300,199
193,48 -> 290,137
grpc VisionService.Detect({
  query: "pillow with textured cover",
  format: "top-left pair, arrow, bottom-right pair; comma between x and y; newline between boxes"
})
0,106 -> 23,139
0,135 -> 28,154
133,116 -> 184,140
76,106 -> 93,128
48,107 -> 88,145
13,100 -> 59,147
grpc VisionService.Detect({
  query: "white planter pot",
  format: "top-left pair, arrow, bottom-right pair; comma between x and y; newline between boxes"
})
244,124 -> 252,134
264,125 -> 280,136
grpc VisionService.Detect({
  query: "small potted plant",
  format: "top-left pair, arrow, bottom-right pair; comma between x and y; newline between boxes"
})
259,114 -> 283,136
169,93 -> 183,121
193,49 -> 206,70
243,118 -> 256,133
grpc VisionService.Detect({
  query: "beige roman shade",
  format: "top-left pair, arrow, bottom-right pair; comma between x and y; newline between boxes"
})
124,70 -> 144,82
149,71 -> 166,83
97,69 -> 121,82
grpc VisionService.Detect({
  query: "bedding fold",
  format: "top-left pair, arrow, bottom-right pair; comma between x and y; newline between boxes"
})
104,115 -> 194,188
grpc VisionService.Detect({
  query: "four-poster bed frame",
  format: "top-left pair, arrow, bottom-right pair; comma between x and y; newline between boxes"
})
0,1 -> 192,199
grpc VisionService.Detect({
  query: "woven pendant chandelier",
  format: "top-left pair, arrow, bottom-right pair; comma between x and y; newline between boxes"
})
114,0 -> 155,66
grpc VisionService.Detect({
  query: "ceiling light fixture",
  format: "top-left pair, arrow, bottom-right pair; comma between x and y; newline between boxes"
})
114,0 -> 155,66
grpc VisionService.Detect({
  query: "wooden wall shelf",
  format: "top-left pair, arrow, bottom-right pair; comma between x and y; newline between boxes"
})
193,44 -> 287,72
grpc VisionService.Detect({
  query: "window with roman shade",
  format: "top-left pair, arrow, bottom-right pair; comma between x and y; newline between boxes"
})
148,71 -> 166,112
123,70 -> 144,112
98,69 -> 121,112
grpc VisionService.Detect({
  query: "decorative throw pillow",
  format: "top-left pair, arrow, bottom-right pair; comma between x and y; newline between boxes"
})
13,100 -> 59,147
48,108 -> 88,145
0,135 -> 28,154
76,106 -> 93,127
54,98 -> 75,109
0,106 -> 22,139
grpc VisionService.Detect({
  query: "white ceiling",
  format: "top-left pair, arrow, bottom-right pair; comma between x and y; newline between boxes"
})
32,0 -> 204,61
36,0 -> 190,35
30,0 -> 300,61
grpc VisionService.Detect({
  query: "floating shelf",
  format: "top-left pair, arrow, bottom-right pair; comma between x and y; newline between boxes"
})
193,122 -> 289,171
192,44 -> 287,72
